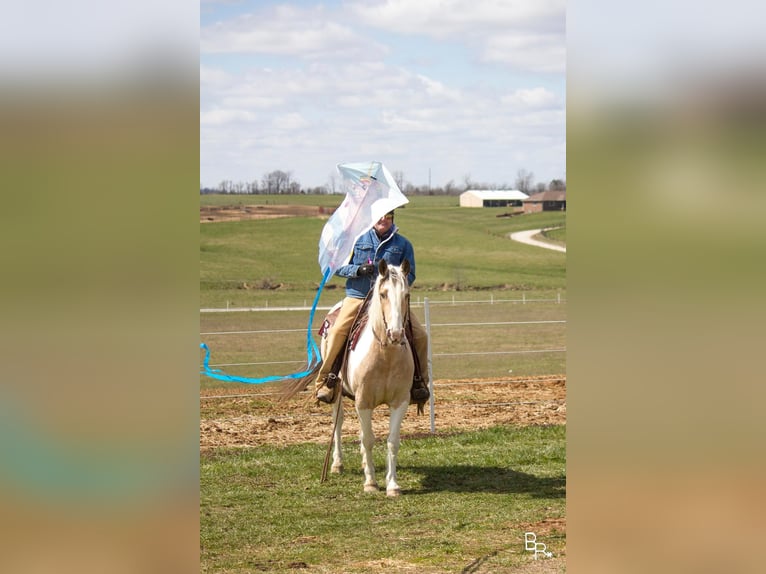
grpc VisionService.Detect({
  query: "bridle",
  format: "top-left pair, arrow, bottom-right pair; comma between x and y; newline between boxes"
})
374,271 -> 410,347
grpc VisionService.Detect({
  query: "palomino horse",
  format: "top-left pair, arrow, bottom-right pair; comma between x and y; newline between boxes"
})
329,258 -> 414,496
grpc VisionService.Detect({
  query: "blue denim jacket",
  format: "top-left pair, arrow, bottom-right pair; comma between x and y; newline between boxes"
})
335,224 -> 416,298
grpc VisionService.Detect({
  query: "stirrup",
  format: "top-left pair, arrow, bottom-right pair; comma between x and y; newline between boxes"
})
411,386 -> 429,402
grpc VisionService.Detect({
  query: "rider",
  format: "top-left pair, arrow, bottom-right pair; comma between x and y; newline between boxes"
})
314,210 -> 430,404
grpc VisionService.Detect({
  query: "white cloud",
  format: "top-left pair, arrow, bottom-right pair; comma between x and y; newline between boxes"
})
347,0 -> 564,73
501,87 -> 560,108
199,1 -> 566,188
200,108 -> 258,126
200,64 -> 231,87
272,112 -> 310,130
201,5 -> 387,59
347,0 -> 564,36
416,74 -> 462,101
483,33 -> 565,73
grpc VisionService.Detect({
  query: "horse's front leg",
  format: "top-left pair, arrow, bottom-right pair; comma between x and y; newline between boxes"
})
385,402 -> 408,497
356,408 -> 378,492
331,401 -> 344,474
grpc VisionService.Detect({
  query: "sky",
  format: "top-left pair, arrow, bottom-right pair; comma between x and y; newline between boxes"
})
200,0 -> 566,190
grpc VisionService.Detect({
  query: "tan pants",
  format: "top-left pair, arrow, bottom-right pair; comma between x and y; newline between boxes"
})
314,296 -> 429,392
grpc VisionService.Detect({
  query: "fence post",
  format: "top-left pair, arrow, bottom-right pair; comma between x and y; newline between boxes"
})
424,297 -> 435,434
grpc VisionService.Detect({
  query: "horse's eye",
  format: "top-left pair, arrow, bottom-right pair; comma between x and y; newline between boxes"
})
380,292 -> 387,300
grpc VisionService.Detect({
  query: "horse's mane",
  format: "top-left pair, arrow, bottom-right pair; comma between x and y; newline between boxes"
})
368,264 -> 409,340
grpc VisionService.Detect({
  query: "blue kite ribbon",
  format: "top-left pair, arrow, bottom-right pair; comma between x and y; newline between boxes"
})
200,268 -> 332,383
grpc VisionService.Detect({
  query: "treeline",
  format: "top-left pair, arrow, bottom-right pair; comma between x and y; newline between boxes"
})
200,169 -> 565,196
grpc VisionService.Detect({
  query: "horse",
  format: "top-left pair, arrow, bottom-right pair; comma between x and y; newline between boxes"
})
331,258 -> 415,496
283,258 -> 415,496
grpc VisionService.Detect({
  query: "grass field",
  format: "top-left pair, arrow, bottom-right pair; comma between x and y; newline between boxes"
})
200,195 -> 567,572
200,194 -> 565,309
200,425 -> 566,574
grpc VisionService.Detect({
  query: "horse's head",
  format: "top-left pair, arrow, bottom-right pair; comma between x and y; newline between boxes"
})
371,259 -> 411,345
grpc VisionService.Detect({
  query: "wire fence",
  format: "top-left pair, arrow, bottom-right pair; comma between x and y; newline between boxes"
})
200,297 -> 566,432
200,292 -> 566,313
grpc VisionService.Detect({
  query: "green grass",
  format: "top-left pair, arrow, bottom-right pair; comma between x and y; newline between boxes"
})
542,226 -> 566,245
200,424 -> 565,573
200,194 -> 566,308
200,300 -> 566,391
200,197 -> 566,390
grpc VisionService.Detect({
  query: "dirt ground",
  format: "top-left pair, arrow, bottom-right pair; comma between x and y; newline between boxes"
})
200,203 -> 330,223
200,375 -> 565,450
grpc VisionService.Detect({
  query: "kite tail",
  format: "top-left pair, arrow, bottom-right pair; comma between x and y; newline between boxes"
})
200,268 -> 331,385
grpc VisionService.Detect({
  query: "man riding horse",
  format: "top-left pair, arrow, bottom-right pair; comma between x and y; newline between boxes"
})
314,210 -> 430,406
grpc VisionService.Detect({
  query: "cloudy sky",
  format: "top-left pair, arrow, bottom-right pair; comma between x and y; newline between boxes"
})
200,0 -> 566,190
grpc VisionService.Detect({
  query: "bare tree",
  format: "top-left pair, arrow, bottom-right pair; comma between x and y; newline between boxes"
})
261,170 -> 294,194
392,170 -> 406,191
514,169 -> 535,194
327,172 -> 340,194
549,179 -> 566,191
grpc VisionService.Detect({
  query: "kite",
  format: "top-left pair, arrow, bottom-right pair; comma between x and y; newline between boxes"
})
200,161 -> 408,384
318,161 -> 409,275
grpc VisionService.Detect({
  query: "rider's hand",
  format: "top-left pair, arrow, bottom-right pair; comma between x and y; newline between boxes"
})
357,263 -> 375,277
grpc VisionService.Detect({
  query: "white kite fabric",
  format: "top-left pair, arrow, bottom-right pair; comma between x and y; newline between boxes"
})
318,161 -> 409,274
200,161 -> 408,385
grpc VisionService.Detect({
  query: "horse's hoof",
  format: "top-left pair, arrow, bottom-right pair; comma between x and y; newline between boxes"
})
364,484 -> 379,493
330,464 -> 344,474
386,488 -> 401,497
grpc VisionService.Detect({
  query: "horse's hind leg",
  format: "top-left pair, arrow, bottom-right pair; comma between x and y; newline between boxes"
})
331,402 -> 344,474
385,402 -> 408,497
356,408 -> 378,492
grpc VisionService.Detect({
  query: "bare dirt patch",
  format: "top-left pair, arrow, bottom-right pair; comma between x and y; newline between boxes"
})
200,204 -> 331,223
200,375 -> 565,450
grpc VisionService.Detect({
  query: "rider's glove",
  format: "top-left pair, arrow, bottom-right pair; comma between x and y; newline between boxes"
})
357,263 -> 375,277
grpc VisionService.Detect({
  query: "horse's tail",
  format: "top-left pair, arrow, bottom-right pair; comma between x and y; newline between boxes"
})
278,360 -> 322,402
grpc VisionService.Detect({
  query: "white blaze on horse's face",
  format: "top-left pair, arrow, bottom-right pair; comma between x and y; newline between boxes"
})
374,259 -> 410,346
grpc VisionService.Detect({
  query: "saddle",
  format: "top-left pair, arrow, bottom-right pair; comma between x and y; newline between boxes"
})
318,300 -> 369,352
318,297 -> 426,409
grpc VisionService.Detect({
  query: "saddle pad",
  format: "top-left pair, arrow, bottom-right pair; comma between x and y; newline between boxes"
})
317,299 -> 369,352
318,300 -> 343,338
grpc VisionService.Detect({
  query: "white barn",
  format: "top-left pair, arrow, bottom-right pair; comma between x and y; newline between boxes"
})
459,189 -> 529,208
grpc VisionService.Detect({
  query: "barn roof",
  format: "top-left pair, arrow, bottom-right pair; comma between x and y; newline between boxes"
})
461,189 -> 530,201
524,190 -> 566,202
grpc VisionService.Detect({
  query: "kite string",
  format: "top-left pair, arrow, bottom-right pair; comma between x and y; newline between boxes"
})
200,267 -> 332,384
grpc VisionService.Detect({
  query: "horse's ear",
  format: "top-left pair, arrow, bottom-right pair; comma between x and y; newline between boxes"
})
378,259 -> 388,277
401,259 -> 410,276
